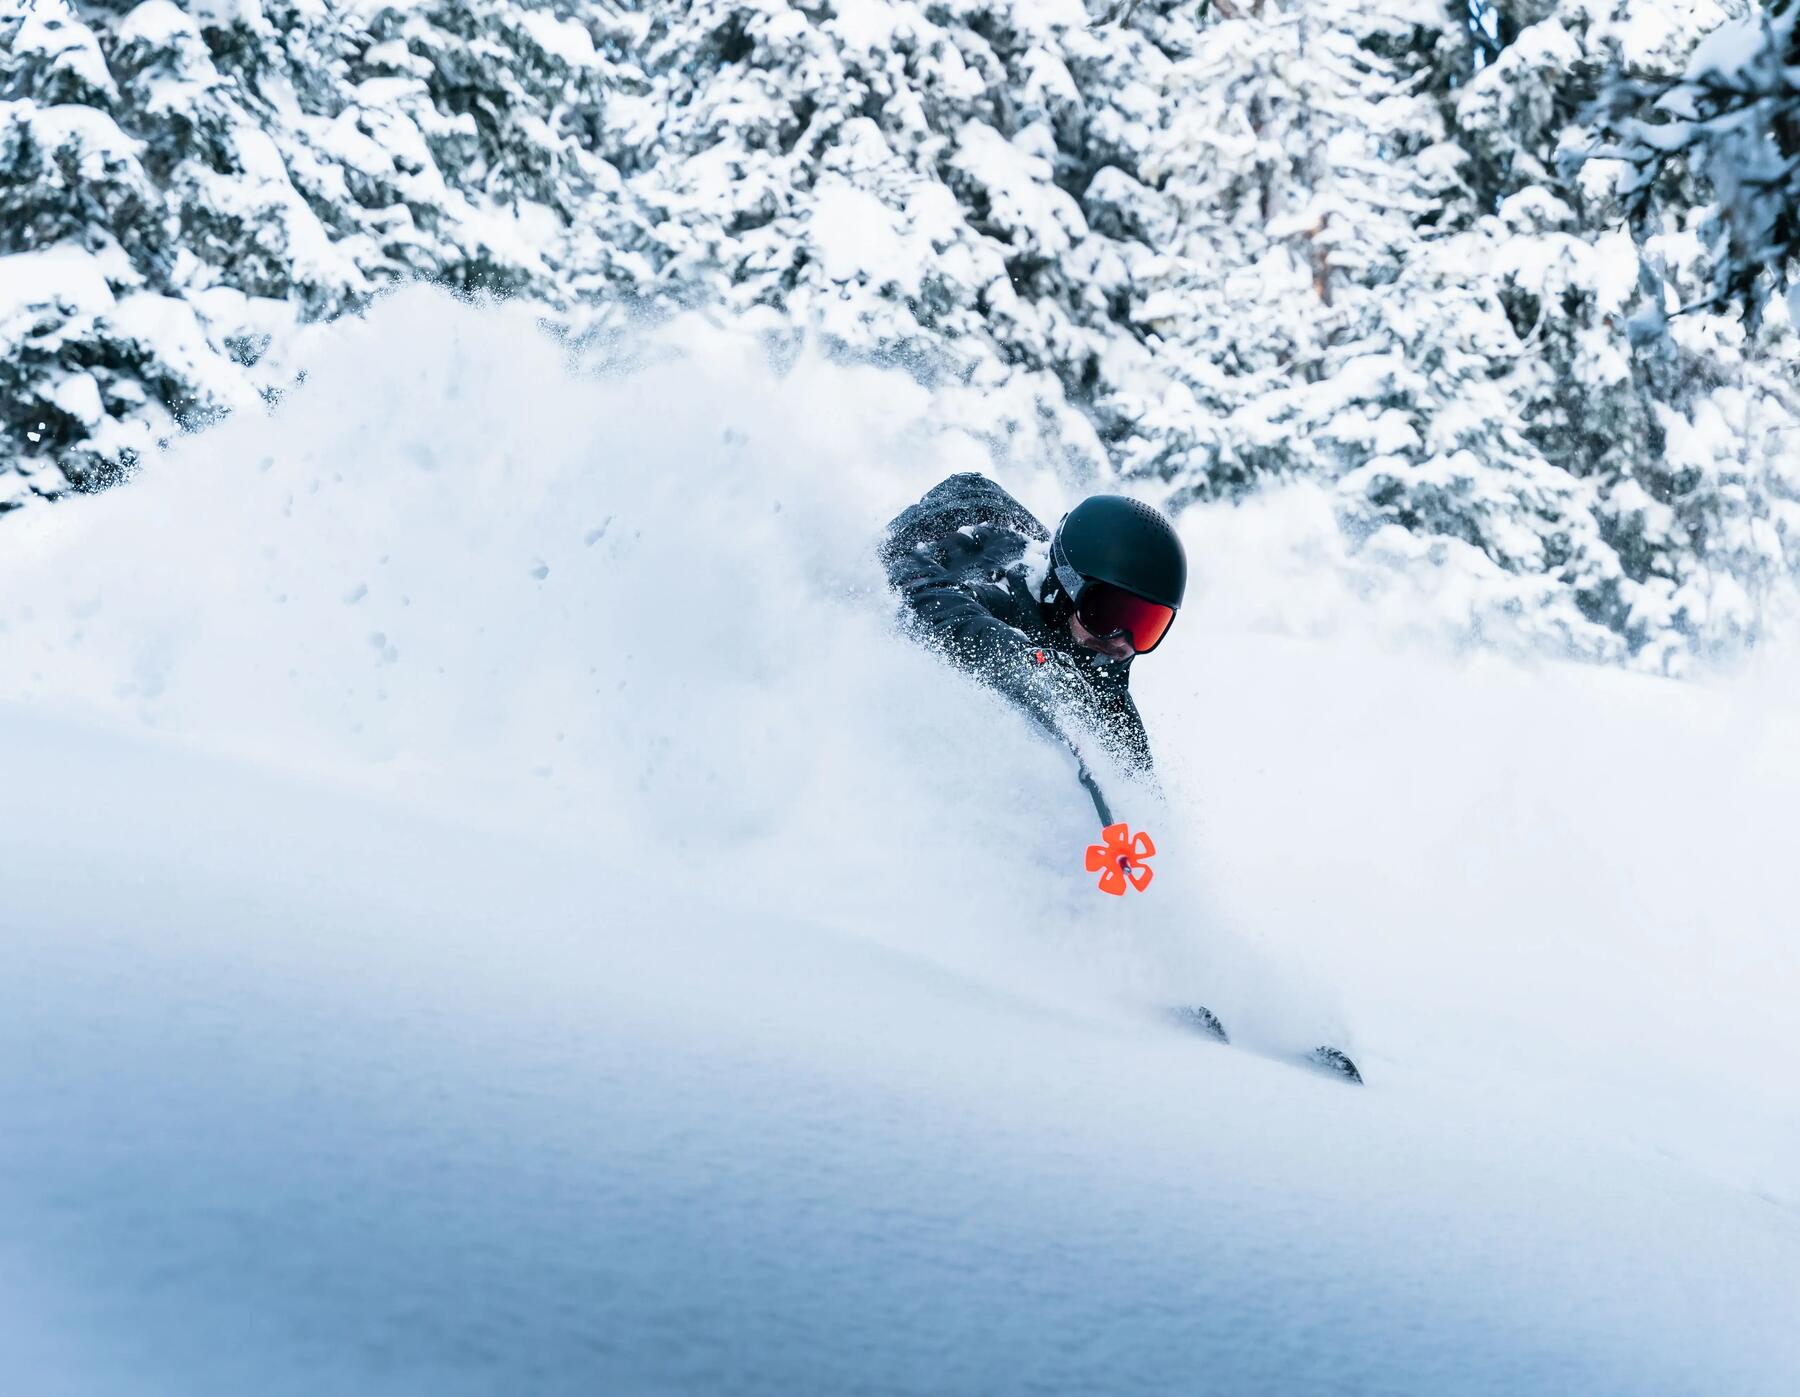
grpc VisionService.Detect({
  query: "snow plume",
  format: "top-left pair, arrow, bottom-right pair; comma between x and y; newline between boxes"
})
0,290 -> 1198,1006
3,295 -> 1797,1394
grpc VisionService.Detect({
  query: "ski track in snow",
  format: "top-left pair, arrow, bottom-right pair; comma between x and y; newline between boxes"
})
2,293 -> 1797,1395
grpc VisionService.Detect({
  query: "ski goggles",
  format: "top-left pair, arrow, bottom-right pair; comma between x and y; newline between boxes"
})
1073,581 -> 1177,655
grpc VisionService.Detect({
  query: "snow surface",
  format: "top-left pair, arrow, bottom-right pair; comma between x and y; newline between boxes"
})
2,294 -> 1797,1395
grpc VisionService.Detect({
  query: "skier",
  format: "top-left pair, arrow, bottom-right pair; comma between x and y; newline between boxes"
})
885,474 -> 1362,1081
880,472 -> 1185,825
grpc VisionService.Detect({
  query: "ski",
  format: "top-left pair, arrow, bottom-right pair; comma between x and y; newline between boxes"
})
1167,1006 -> 1363,1085
1170,1004 -> 1229,1043
1307,1045 -> 1363,1084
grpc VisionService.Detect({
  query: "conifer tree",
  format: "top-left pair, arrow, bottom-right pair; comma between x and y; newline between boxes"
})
1,0 -> 1794,668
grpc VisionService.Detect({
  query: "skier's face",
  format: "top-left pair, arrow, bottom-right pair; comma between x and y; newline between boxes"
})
1069,609 -> 1136,659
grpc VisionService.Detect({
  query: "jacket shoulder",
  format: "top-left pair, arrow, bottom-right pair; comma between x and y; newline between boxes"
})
881,473 -> 1048,566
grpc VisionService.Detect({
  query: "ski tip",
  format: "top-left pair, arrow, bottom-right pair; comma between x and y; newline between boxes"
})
1309,1045 -> 1363,1084
1170,1005 -> 1230,1044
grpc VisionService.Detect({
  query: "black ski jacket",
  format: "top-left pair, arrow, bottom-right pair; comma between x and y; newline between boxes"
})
881,473 -> 1154,798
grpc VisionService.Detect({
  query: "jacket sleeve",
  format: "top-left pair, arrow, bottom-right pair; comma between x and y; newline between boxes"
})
879,473 -> 1047,572
889,534 -> 1157,786
1096,684 -> 1155,783
886,527 -> 1083,740
888,528 -> 1049,686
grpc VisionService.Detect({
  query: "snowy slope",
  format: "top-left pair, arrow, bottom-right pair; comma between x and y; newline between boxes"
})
3,295 -> 1797,1394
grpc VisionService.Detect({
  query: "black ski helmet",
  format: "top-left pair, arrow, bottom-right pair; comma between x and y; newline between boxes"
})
1050,495 -> 1186,610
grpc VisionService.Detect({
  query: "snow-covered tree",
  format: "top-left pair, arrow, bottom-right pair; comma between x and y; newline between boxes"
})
2,0 -> 1796,670
0,0 -> 644,504
1597,0 -> 1798,325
